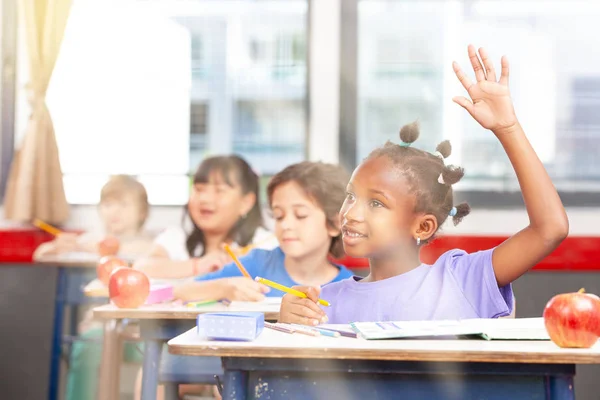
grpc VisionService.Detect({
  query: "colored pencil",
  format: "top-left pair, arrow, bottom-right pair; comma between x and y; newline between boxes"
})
264,322 -> 294,334
289,325 -> 319,337
254,276 -> 331,307
290,324 -> 340,338
316,326 -> 358,338
33,219 -> 62,236
223,244 -> 251,278
186,300 -> 219,308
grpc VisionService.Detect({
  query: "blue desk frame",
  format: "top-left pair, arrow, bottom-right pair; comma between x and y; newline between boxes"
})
138,320 -> 223,400
48,266 -> 104,400
219,357 -> 575,400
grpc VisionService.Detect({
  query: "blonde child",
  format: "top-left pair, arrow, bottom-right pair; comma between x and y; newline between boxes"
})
33,175 -> 154,260
280,45 -> 568,325
37,175 -> 155,400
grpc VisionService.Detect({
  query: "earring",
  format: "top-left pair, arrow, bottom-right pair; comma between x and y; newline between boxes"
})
416,237 -> 421,246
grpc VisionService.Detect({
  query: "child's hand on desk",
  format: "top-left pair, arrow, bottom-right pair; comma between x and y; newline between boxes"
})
192,251 -> 230,275
53,233 -> 81,253
223,277 -> 270,302
279,286 -> 328,326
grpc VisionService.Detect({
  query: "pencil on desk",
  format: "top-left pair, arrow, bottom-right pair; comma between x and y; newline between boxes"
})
223,244 -> 251,278
254,276 -> 331,307
33,219 -> 62,236
186,300 -> 219,308
288,325 -> 319,337
290,323 -> 340,338
265,322 -> 294,334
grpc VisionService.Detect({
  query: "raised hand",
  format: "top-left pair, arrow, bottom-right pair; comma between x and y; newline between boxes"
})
452,45 -> 518,134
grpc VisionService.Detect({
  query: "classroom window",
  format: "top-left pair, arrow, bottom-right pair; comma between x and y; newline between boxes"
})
13,0 -> 308,205
356,0 -> 600,193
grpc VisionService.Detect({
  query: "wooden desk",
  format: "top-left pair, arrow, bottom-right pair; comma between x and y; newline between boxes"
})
94,300 -> 281,400
169,327 -> 600,400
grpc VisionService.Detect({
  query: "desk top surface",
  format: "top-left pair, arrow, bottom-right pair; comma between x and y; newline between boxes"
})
93,298 -> 282,320
34,252 -> 136,268
168,326 -> 600,365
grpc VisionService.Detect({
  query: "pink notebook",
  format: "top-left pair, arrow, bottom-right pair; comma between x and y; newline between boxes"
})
144,284 -> 174,305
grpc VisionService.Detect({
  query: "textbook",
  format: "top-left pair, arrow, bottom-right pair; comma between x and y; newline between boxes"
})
349,317 -> 550,341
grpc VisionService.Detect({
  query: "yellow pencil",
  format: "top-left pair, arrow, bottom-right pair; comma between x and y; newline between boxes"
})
33,219 -> 62,236
254,276 -> 331,307
223,244 -> 251,278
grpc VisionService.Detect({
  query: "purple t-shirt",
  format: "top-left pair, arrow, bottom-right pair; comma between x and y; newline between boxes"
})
320,248 -> 514,324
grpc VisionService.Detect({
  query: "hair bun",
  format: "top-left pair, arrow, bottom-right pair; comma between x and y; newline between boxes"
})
452,202 -> 471,226
435,140 -> 452,158
399,120 -> 420,144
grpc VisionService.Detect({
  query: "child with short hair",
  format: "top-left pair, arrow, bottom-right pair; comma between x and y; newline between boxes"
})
33,174 -> 154,259
279,45 -> 568,325
33,175 -> 155,400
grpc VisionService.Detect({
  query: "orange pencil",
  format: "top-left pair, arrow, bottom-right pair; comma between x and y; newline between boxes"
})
33,219 -> 62,236
223,244 -> 251,278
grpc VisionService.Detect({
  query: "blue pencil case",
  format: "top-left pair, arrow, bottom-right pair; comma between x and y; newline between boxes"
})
196,312 -> 265,341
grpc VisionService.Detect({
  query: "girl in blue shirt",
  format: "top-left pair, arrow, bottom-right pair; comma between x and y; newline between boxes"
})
136,161 -> 353,400
174,161 -> 354,302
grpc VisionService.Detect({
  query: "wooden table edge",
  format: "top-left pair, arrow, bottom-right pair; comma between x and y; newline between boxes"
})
167,345 -> 600,364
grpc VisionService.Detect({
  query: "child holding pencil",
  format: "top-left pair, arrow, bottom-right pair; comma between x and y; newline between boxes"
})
173,161 -> 354,302
136,161 -> 354,400
279,45 -> 569,326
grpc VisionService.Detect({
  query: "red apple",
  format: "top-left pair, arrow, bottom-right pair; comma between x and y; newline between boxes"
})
96,256 -> 129,285
98,236 -> 120,256
543,288 -> 600,348
108,268 -> 150,308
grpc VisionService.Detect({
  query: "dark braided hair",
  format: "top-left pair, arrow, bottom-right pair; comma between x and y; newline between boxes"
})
366,120 -> 470,244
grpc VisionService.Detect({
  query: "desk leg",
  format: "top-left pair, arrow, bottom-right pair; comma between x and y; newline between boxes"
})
48,267 -> 67,400
97,319 -> 122,400
546,375 -> 575,400
223,370 -> 247,400
163,383 -> 179,400
141,339 -> 162,400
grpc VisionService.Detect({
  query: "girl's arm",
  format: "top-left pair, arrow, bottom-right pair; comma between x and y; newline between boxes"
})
453,45 -> 568,287
132,244 -> 229,279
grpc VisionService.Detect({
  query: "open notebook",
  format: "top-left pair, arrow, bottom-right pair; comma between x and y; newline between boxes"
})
349,317 -> 550,341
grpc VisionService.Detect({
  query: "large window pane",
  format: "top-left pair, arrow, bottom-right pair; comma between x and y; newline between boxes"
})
17,0 -> 307,205
178,1 -> 308,176
358,0 -> 600,192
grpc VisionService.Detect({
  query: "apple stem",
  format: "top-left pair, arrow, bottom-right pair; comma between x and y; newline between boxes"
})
578,288 -> 585,293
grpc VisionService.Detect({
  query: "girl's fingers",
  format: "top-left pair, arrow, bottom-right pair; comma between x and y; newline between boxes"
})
285,301 -> 326,322
452,96 -> 475,116
287,312 -> 322,326
478,47 -> 496,82
499,55 -> 510,86
452,62 -> 473,93
468,44 -> 486,82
